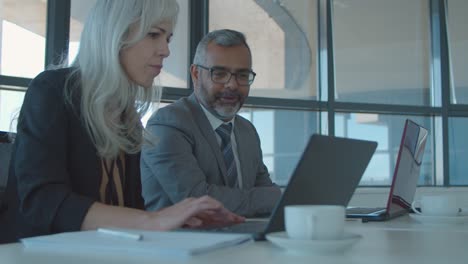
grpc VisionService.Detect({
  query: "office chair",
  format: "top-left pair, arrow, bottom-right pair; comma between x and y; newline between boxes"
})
0,131 -> 17,244
0,131 -> 13,211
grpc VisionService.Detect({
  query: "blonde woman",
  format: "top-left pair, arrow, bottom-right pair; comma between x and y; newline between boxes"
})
7,0 -> 243,240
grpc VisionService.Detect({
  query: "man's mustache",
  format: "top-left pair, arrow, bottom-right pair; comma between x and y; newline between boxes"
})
215,92 -> 242,99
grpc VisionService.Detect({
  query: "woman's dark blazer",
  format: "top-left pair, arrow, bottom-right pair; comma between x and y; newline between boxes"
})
7,68 -> 144,239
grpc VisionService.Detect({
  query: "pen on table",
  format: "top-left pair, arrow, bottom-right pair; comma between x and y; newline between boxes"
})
97,228 -> 143,241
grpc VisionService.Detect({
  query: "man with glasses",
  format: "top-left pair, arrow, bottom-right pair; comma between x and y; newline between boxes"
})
141,29 -> 281,217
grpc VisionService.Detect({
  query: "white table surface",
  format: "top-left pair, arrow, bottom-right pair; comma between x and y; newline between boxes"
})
1,214 -> 468,264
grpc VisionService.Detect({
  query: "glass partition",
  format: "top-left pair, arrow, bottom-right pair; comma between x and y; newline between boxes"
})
333,0 -> 432,106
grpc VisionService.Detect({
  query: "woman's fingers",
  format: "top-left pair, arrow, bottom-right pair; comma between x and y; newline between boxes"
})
182,197 -> 245,228
182,217 -> 203,228
154,195 -> 245,230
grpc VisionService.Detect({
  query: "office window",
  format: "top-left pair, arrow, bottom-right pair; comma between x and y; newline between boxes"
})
209,0 -> 318,100
332,0 -> 432,106
239,108 -> 321,185
0,0 -> 47,78
0,89 -> 24,132
335,114 -> 435,186
2,0 -> 467,188
447,0 -> 468,104
448,118 -> 468,185
69,0 -> 189,88
141,102 -> 170,128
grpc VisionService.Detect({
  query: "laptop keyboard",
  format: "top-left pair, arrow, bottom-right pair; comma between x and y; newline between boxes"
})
346,207 -> 386,215
215,220 -> 268,234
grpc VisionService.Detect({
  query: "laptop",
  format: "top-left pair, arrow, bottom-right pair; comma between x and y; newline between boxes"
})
215,134 -> 377,240
346,119 -> 429,222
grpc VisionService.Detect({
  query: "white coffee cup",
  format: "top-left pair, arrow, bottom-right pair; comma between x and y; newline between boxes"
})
411,194 -> 460,217
284,205 -> 345,240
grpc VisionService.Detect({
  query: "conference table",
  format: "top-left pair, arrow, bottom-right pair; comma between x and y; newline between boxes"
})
1,214 -> 467,264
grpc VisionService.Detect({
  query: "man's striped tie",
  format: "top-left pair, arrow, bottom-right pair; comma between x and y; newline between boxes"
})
216,123 -> 238,187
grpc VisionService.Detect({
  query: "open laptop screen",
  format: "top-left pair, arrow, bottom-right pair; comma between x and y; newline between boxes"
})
386,119 -> 428,217
217,134 -> 377,240
263,134 -> 377,236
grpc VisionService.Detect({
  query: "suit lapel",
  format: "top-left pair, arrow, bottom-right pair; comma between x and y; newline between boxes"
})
186,94 -> 230,185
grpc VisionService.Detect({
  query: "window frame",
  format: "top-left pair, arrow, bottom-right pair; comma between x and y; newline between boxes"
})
2,0 -> 468,187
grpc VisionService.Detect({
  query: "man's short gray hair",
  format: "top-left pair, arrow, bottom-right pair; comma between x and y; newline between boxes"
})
193,29 -> 252,65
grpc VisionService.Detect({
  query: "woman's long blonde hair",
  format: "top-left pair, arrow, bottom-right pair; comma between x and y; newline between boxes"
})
66,0 -> 178,159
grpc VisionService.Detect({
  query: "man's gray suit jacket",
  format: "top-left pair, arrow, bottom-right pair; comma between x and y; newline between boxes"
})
141,94 -> 281,216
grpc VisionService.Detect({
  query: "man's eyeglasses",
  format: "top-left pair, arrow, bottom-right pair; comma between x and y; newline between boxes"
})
196,65 -> 256,86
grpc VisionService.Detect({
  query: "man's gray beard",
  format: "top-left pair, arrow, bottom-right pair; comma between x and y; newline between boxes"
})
213,103 -> 240,120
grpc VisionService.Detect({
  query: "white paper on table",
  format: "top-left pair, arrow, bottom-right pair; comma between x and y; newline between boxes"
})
21,229 -> 252,257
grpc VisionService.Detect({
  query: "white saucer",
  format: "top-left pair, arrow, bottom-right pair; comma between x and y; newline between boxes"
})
266,232 -> 362,255
409,213 -> 468,225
